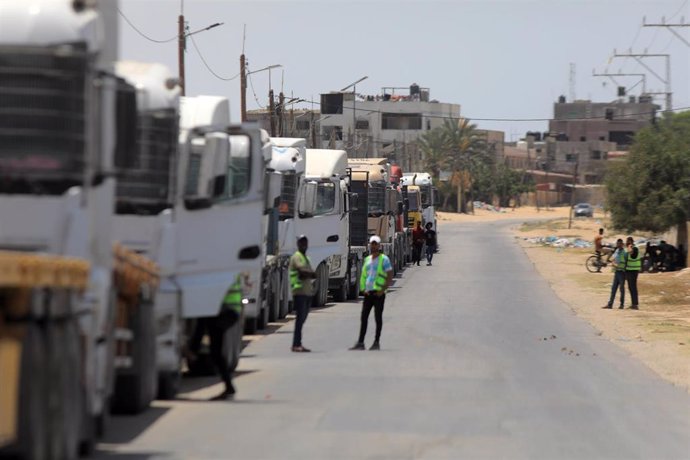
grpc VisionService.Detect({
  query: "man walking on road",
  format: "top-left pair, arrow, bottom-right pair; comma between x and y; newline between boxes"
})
412,221 -> 424,266
424,222 -> 437,266
350,235 -> 394,351
187,274 -> 244,400
289,235 -> 317,352
603,239 -> 626,309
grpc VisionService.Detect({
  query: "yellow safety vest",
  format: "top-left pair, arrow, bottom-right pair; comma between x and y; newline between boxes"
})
360,254 -> 388,293
222,278 -> 243,314
626,249 -> 642,271
289,251 -> 312,291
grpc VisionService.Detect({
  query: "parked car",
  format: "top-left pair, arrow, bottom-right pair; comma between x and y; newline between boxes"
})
573,203 -> 594,217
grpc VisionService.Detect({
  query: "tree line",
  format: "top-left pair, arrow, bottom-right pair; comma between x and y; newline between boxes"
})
418,118 -> 533,213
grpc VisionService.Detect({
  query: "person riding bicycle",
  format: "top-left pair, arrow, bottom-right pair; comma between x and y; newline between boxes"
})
594,228 -> 613,270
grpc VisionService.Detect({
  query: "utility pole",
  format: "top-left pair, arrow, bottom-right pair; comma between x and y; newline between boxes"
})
310,111 -> 317,148
240,54 -> 247,122
612,50 -> 672,111
567,155 -> 579,229
592,70 -> 647,95
643,17 -> 690,48
278,92 -> 285,136
178,12 -> 186,96
268,89 -> 276,136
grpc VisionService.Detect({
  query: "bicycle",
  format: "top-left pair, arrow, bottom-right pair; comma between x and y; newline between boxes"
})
586,252 -> 609,273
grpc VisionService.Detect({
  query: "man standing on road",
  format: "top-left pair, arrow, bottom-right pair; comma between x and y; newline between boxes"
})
289,235 -> 317,352
350,235 -> 393,351
624,238 -> 642,310
424,222 -> 437,266
603,239 -> 626,309
411,221 -> 424,266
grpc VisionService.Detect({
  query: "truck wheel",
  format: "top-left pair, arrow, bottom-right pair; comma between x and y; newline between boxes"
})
278,273 -> 289,319
51,315 -> 81,460
333,273 -> 347,302
157,370 -> 181,400
111,296 -> 157,414
347,261 -> 360,300
16,321 -> 48,460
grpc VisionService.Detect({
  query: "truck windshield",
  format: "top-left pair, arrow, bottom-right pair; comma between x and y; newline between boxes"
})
368,182 -> 386,216
408,192 -> 420,211
0,45 -> 88,195
116,108 -> 177,214
420,185 -> 432,208
279,172 -> 297,220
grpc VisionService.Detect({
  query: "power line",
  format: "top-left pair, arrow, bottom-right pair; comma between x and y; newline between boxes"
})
188,34 -> 240,81
117,8 -> 178,43
245,66 -> 264,108
287,97 -> 689,123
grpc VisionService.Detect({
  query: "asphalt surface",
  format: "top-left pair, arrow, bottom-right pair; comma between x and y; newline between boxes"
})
97,220 -> 690,460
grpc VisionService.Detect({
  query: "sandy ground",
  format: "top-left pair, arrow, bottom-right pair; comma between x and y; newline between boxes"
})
438,207 -> 690,393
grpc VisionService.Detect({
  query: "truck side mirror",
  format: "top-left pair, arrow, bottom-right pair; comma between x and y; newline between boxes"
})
348,192 -> 359,212
298,181 -> 318,217
264,171 -> 282,213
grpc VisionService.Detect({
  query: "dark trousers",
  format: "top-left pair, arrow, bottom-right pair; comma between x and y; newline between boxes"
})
426,244 -> 436,263
358,293 -> 385,343
292,295 -> 312,347
607,271 -> 626,307
412,243 -> 423,265
188,316 -> 234,391
626,271 -> 639,306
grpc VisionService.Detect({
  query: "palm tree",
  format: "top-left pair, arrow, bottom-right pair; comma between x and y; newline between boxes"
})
440,118 -> 485,213
418,127 -> 445,179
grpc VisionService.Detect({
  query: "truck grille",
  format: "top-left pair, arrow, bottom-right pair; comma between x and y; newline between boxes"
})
0,44 -> 87,194
116,109 -> 177,214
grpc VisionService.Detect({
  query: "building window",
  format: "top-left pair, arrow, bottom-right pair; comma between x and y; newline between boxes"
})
565,153 -> 577,162
322,126 -> 343,141
591,150 -> 602,160
609,131 -> 635,146
381,113 -> 422,130
355,119 -> 369,130
295,120 -> 310,131
321,93 -> 343,114
580,136 -> 586,141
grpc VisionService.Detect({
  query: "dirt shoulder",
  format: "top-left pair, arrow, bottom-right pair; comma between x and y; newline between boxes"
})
438,208 -> 690,393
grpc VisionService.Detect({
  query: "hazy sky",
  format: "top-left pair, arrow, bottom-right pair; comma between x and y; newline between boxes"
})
119,0 -> 690,140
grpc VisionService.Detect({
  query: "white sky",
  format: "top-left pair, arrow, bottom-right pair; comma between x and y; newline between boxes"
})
119,0 -> 690,141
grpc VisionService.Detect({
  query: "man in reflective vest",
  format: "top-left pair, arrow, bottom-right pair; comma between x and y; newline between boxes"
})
350,235 -> 394,351
187,274 -> 244,400
625,238 -> 642,309
289,235 -> 317,352
603,238 -> 626,309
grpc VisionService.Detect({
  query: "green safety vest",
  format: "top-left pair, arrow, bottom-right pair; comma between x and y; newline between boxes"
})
360,254 -> 388,293
626,249 -> 642,271
222,279 -> 243,314
289,251 -> 312,291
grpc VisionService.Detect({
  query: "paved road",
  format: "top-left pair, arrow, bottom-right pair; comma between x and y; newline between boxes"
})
97,220 -> 690,460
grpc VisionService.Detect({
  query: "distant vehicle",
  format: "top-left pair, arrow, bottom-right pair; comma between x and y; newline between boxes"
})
573,203 -> 594,217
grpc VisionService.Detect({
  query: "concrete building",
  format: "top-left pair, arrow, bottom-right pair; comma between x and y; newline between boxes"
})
247,108 -> 321,146
318,84 -> 460,170
549,97 -> 658,149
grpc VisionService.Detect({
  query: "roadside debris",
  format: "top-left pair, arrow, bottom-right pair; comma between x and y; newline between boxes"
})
524,236 -> 592,248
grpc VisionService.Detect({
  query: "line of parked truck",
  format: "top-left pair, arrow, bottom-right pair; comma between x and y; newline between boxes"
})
0,2 -> 439,459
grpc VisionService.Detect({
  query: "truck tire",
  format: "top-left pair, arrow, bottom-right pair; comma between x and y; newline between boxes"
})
333,264 -> 348,303
15,321 -> 48,460
313,263 -> 328,307
278,272 -> 289,319
157,370 -> 181,400
45,317 -> 80,460
347,261 -> 360,301
111,297 -> 157,414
